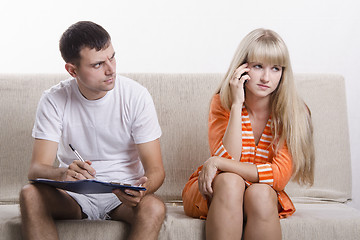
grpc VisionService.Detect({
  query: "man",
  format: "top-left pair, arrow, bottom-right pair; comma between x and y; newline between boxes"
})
19,21 -> 166,240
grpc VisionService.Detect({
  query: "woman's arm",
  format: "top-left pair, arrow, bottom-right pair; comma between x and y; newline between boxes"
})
198,156 -> 258,199
222,64 -> 250,160
222,103 -> 243,160
199,142 -> 293,199
209,65 -> 250,161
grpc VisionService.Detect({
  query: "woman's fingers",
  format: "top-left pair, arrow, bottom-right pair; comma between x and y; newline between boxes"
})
233,63 -> 249,79
198,171 -> 209,199
198,159 -> 218,199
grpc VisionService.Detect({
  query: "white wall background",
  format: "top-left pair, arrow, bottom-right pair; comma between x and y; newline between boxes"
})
1,0 -> 359,209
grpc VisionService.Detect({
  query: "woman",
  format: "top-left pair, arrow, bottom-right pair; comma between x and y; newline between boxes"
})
182,28 -> 314,240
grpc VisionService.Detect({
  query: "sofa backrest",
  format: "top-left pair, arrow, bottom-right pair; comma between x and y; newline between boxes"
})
0,73 -> 351,204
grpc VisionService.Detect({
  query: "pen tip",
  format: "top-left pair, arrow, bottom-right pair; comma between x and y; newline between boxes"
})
69,144 -> 75,151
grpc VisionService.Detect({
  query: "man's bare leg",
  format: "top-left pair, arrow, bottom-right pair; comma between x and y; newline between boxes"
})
19,183 -> 84,240
109,194 -> 166,240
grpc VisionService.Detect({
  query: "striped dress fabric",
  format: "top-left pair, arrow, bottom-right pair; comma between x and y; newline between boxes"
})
182,94 -> 295,219
214,107 -> 275,186
208,94 -> 295,218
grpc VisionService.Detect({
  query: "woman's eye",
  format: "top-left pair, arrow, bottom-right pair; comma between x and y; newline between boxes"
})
254,65 -> 262,69
273,66 -> 281,71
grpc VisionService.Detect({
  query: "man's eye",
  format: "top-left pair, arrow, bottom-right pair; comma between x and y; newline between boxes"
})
110,53 -> 116,61
93,63 -> 102,68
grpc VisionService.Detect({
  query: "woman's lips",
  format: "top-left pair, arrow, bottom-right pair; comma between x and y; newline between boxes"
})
257,84 -> 270,90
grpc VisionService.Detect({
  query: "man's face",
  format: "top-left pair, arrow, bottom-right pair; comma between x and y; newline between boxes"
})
73,42 -> 116,100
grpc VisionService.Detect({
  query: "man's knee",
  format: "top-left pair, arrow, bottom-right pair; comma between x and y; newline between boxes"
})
20,184 -> 40,207
19,183 -> 48,218
136,195 -> 166,222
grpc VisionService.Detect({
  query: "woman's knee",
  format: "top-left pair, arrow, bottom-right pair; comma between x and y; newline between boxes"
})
212,173 -> 245,201
213,172 -> 245,191
244,184 -> 278,219
246,183 -> 277,198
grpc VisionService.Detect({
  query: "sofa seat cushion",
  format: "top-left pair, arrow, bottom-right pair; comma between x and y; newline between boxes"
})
0,205 -> 22,240
0,204 -> 204,240
0,204 -> 131,240
1,203 -> 360,240
281,203 -> 360,240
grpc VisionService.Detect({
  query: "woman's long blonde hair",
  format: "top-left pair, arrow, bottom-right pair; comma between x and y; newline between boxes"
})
216,28 -> 314,186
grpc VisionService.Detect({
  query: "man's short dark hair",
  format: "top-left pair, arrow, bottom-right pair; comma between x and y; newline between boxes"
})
59,21 -> 111,65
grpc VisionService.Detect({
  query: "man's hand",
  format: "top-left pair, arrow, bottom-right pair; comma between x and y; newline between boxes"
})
112,176 -> 148,207
112,139 -> 164,207
63,160 -> 96,181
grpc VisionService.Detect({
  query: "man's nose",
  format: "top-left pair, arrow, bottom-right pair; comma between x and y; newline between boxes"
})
105,59 -> 116,75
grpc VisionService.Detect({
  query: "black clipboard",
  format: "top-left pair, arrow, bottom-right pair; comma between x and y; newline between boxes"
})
31,178 -> 146,194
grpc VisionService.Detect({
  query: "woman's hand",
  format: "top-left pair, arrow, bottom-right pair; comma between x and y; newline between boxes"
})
229,63 -> 250,105
198,157 -> 220,200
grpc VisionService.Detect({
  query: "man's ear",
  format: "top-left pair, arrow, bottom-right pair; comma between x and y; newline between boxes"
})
65,63 -> 77,77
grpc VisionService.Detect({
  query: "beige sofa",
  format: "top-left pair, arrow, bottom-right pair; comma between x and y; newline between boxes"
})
1,73 -> 360,240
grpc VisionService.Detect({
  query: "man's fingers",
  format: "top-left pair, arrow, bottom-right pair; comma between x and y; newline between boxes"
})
113,189 -> 142,207
65,169 -> 84,181
79,160 -> 96,176
69,160 -> 96,179
135,176 -> 148,186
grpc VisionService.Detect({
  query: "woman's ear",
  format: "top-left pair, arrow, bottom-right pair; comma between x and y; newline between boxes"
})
65,63 -> 77,77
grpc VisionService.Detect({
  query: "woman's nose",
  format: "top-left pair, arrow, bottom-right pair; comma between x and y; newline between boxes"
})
260,69 -> 270,82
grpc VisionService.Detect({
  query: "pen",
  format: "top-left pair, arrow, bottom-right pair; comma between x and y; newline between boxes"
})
69,144 -> 85,162
69,144 -> 96,178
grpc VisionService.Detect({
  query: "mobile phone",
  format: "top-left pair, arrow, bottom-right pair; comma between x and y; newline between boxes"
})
241,72 -> 248,85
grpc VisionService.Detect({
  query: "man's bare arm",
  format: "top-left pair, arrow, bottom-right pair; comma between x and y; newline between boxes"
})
136,138 -> 165,194
28,139 -> 95,181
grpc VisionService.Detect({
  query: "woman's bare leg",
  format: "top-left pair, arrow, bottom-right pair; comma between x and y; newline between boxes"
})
243,184 -> 281,240
206,172 -> 246,240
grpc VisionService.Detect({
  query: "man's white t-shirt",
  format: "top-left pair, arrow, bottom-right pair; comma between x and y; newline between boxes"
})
32,75 -> 162,184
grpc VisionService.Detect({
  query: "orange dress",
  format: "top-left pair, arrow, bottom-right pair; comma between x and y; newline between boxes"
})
182,94 -> 295,219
